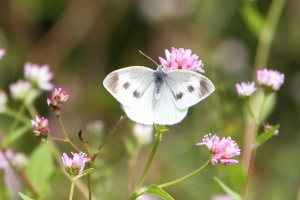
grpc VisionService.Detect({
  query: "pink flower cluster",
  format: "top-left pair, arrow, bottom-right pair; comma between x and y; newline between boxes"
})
47,88 -> 69,116
257,69 -> 284,91
236,69 -> 284,97
61,152 -> 91,177
31,116 -> 50,141
159,47 -> 205,73
235,82 -> 257,97
197,134 -> 241,166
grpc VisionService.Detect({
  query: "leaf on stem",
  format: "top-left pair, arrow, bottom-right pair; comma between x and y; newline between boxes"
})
18,192 -> 34,200
154,125 -> 169,134
256,124 -> 280,147
214,177 -> 241,200
142,185 -> 174,200
76,168 -> 94,179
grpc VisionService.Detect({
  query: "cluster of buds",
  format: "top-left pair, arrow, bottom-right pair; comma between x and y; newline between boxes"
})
197,134 -> 241,166
47,88 -> 69,116
31,116 -> 51,141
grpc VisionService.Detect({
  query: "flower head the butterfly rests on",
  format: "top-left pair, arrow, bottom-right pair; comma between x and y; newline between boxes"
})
197,134 -> 241,166
159,47 -> 205,73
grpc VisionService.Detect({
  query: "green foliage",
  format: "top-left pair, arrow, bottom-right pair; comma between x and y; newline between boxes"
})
25,142 -> 54,197
18,192 -> 33,200
214,177 -> 241,200
240,2 -> 264,36
142,185 -> 174,200
256,124 -> 280,147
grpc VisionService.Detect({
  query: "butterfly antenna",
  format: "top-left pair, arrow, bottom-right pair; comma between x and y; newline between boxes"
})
139,50 -> 160,66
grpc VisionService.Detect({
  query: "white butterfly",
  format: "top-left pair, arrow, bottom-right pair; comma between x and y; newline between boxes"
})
103,66 -> 215,125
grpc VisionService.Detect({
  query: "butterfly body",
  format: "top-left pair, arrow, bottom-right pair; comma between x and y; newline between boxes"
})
103,66 -> 215,125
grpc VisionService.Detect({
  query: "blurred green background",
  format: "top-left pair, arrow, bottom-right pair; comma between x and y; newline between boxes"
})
0,0 -> 299,199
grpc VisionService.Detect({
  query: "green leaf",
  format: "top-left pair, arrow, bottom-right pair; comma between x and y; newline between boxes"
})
18,192 -> 33,200
142,185 -> 174,200
154,125 -> 169,134
76,168 -> 94,179
256,124 -> 280,147
250,90 -> 276,123
240,2 -> 264,36
214,177 -> 241,200
1,123 -> 32,148
25,142 -> 54,196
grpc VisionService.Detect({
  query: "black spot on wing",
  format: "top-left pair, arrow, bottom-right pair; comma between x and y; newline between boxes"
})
188,85 -> 194,92
175,92 -> 183,100
123,82 -> 130,89
109,74 -> 119,94
199,79 -> 210,98
133,90 -> 142,98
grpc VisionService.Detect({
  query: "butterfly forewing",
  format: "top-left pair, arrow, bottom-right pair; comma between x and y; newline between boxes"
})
164,70 -> 215,109
103,66 -> 154,108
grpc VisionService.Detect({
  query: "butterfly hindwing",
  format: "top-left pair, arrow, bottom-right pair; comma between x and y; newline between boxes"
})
153,83 -> 188,125
103,66 -> 154,108
164,70 -> 215,109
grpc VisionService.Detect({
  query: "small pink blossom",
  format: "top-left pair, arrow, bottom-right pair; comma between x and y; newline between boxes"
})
24,62 -> 54,91
197,134 -> 241,166
61,152 -> 91,177
264,124 -> 279,135
257,69 -> 284,91
235,82 -> 257,97
31,115 -> 50,141
159,47 -> 205,73
0,49 -> 6,60
47,88 -> 69,116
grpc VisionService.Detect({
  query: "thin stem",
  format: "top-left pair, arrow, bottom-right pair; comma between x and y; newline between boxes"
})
69,179 -> 76,200
4,107 -> 30,125
87,163 -> 92,200
158,159 -> 212,189
91,115 -> 126,161
57,115 -> 81,152
244,93 -> 270,200
26,102 -> 39,118
136,131 -> 162,190
252,0 -> 286,77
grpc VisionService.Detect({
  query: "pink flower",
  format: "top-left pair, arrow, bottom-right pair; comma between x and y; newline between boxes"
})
24,62 -> 54,91
235,82 -> 257,97
31,115 -> 50,141
197,134 -> 241,166
61,152 -> 91,177
9,80 -> 32,101
257,69 -> 284,91
0,49 -> 6,60
47,88 -> 69,116
159,47 -> 205,73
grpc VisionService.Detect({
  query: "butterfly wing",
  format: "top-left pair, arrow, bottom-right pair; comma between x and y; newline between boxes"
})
164,70 -> 215,109
103,66 -> 154,107
153,83 -> 188,125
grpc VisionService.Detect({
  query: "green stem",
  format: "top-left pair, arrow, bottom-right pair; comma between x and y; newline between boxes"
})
244,92 -> 271,199
252,0 -> 286,78
69,179 -> 76,200
26,102 -> 39,118
4,107 -> 30,125
57,115 -> 81,152
91,115 -> 126,161
158,159 -> 212,189
135,131 -> 162,190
